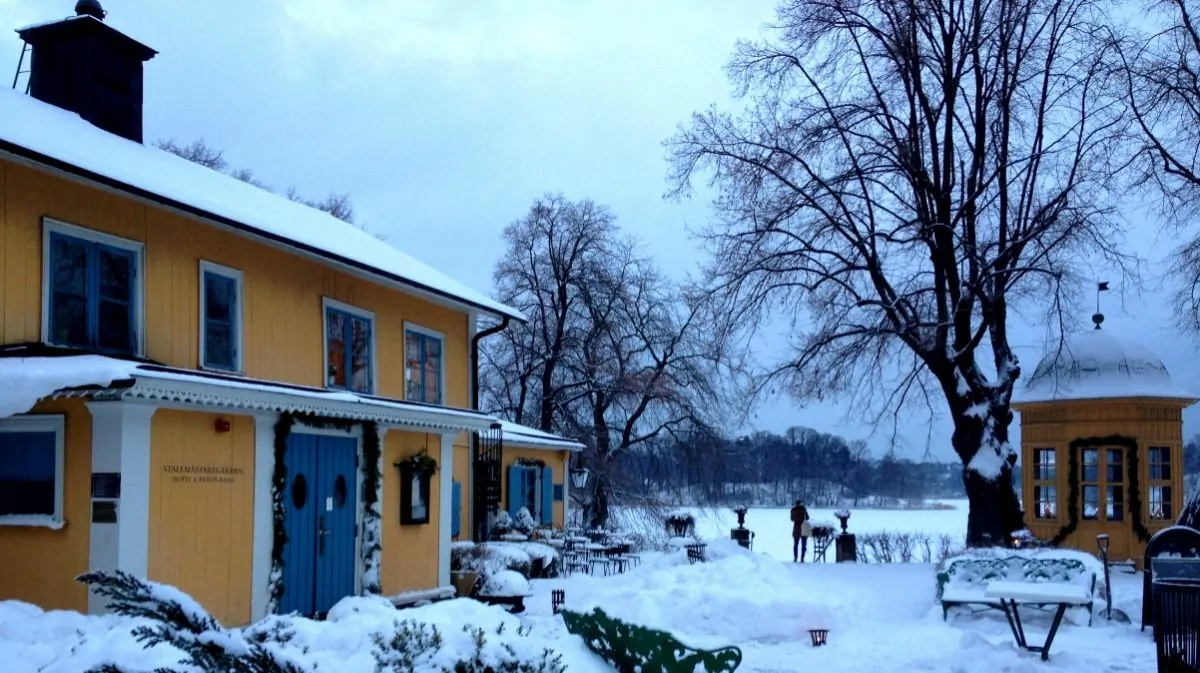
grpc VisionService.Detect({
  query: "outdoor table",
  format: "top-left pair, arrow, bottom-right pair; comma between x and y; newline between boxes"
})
984,580 -> 1091,661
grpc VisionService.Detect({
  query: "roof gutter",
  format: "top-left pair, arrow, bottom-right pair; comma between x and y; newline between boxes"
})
471,316 -> 510,411
0,141 -> 526,323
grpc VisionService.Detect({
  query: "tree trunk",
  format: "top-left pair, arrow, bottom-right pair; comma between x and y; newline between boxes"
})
585,469 -> 611,530
954,409 -> 1024,547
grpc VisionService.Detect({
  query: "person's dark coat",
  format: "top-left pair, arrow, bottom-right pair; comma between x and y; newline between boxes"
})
790,504 -> 810,538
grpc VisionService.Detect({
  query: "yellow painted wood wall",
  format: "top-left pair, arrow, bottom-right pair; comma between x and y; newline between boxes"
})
453,442 -> 471,540
148,410 -> 255,625
0,158 -> 469,406
0,398 -> 91,611
381,430 -> 442,593
501,446 -> 570,526
1017,399 -> 1188,565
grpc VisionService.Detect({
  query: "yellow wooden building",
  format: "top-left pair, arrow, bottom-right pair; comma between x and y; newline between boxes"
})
452,421 -> 582,542
0,6 -> 524,625
1013,318 -> 1196,565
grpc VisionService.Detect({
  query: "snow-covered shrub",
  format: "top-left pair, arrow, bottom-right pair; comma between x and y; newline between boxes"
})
371,620 -> 563,673
517,542 -> 561,578
491,511 -> 514,537
512,507 -> 537,535
482,570 -> 531,597
77,570 -> 305,673
854,532 -> 960,563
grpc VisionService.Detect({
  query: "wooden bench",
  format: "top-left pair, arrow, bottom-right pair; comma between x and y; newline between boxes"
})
937,555 -> 1097,625
562,607 -> 742,673
389,586 -> 457,609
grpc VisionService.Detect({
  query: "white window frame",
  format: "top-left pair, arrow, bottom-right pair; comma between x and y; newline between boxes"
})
41,218 -> 146,357
321,297 -> 377,395
198,261 -> 245,373
0,414 -> 67,528
403,322 -> 447,406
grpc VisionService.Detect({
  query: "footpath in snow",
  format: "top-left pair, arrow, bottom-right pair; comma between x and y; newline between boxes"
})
1,539 -> 1156,673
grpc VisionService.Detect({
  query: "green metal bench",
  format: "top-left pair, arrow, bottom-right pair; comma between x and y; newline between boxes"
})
562,607 -> 742,673
936,555 -> 1096,624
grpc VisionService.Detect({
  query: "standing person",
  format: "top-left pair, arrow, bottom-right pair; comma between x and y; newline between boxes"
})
790,499 -> 811,562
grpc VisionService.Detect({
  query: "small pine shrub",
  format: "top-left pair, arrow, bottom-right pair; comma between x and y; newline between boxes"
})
370,621 -> 565,673
77,570 -> 306,673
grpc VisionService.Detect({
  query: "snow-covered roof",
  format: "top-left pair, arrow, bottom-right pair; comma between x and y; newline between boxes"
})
497,420 -> 584,452
1013,327 -> 1198,405
0,352 -> 499,432
0,87 -> 522,322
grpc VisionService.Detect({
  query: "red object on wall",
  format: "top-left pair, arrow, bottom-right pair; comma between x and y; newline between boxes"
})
214,418 -> 231,433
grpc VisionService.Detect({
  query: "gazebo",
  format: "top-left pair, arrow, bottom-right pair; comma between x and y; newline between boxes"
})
1012,315 -> 1196,565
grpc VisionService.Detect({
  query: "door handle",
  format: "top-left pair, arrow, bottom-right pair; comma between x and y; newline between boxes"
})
318,515 -> 329,556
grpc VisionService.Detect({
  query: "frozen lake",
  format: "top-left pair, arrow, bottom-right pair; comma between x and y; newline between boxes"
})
688,500 -> 969,562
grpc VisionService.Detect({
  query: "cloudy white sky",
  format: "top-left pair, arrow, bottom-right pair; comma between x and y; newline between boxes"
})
2,0 -> 1198,461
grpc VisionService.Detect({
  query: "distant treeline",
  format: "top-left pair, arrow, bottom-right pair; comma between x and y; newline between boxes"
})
612,427 -> 967,508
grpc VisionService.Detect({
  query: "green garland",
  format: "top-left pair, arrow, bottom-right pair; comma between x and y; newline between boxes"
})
400,449 -> 439,474
1050,436 -> 1148,546
267,413 -> 384,612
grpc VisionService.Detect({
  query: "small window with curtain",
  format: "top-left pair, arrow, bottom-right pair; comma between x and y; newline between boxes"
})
199,262 -> 242,371
0,415 -> 65,526
405,326 -> 444,405
324,300 -> 374,394
44,221 -> 141,356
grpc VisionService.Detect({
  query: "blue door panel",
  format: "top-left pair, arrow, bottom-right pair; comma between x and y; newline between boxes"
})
280,434 -> 318,615
314,435 -> 358,615
540,466 -> 554,525
507,464 -> 524,517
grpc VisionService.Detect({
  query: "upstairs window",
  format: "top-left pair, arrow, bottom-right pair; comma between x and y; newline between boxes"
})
324,300 -> 373,394
405,326 -> 444,405
45,222 -> 141,356
199,262 -> 242,372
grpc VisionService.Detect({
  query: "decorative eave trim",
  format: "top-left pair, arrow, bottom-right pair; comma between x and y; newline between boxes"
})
51,378 -> 495,433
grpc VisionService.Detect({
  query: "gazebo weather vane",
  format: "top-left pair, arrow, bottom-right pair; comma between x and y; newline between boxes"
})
1094,281 -> 1108,329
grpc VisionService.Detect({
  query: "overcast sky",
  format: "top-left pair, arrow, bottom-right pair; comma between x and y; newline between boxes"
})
3,0 -> 1198,461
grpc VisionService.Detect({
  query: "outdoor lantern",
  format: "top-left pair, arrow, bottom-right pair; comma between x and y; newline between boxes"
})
570,467 -> 590,490
808,629 -> 829,647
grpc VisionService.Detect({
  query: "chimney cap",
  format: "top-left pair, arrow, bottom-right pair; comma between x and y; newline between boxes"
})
74,0 -> 106,20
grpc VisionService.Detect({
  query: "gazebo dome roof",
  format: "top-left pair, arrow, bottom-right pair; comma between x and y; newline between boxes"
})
1013,324 -> 1196,404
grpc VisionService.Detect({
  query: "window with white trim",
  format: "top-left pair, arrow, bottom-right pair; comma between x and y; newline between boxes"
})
324,299 -> 374,394
200,262 -> 243,372
0,415 -> 65,525
44,220 -> 142,356
404,325 -> 444,405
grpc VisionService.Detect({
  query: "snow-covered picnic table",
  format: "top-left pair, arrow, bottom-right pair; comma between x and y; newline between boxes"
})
984,580 -> 1092,661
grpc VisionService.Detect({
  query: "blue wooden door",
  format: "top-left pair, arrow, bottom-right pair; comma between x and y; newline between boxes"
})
314,436 -> 357,614
280,433 -> 358,616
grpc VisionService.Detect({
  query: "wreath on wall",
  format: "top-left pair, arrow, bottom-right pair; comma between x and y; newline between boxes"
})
1049,435 -> 1150,546
400,448 -> 439,474
268,412 -> 383,613
515,457 -> 546,468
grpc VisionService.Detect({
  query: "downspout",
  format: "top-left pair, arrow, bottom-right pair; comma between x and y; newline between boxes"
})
470,315 -> 510,541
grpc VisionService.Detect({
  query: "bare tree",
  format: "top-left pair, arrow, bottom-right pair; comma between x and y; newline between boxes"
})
667,0 -> 1134,545
157,137 -> 357,224
481,194 -> 722,529
1121,1 -> 1200,331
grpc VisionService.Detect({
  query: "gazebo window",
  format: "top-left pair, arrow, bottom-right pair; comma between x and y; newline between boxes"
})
1081,448 -> 1100,520
1032,448 -> 1057,519
1148,446 -> 1173,520
1105,449 -> 1124,522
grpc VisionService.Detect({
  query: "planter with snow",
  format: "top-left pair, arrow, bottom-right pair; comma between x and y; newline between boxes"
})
476,570 -> 533,614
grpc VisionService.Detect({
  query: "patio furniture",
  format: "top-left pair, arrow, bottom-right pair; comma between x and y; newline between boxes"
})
686,542 -> 707,564
984,580 -> 1092,662
1142,526 -> 1200,632
937,555 -> 1096,623
562,607 -> 743,673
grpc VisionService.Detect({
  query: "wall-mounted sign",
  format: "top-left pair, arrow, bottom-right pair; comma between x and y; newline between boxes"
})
91,473 -> 121,499
161,464 -> 244,485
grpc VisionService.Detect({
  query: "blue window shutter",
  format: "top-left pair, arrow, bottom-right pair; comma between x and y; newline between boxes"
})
540,466 -> 554,524
451,481 -> 462,538
507,464 -> 524,517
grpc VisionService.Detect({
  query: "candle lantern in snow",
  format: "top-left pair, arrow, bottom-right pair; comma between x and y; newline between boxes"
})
808,629 -> 829,647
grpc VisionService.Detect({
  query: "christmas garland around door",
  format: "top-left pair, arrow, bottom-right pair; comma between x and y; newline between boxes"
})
1050,436 -> 1149,546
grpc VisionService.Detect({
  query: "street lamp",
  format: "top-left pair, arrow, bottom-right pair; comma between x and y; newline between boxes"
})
570,467 -> 590,490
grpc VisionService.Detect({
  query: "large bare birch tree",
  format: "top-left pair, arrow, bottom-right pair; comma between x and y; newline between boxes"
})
667,0 -> 1133,545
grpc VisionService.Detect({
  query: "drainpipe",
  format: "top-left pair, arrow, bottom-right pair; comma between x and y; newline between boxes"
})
470,315 -> 510,541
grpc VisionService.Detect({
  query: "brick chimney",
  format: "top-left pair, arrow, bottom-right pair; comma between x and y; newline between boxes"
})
17,1 -> 157,143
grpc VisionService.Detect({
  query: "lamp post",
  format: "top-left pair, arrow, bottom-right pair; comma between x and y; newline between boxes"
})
570,467 -> 590,490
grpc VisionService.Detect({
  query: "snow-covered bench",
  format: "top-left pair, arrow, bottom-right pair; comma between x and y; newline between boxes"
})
936,554 -> 1097,624
388,585 -> 457,609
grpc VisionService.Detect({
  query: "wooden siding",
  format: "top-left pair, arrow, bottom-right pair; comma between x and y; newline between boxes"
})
0,159 -> 469,406
381,429 -> 442,593
0,398 -> 90,611
148,410 -> 255,625
1016,398 -> 1189,566
502,445 -> 570,527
